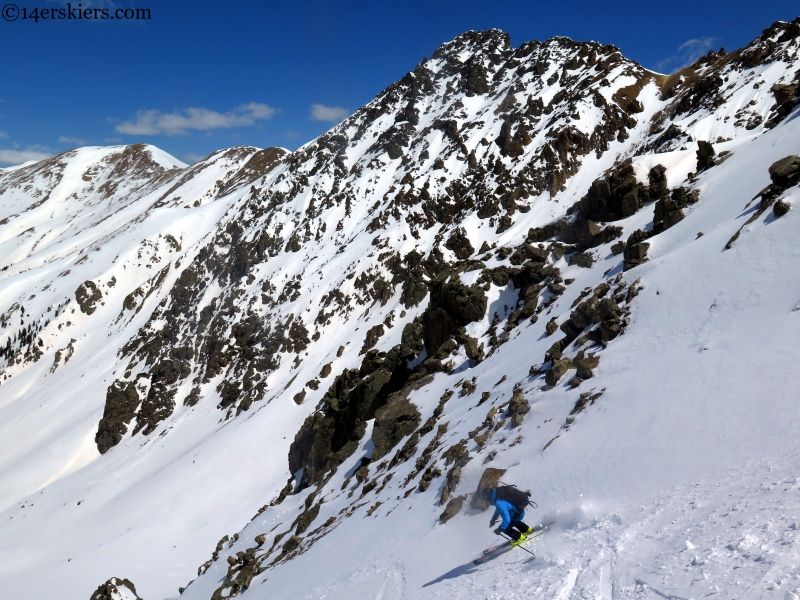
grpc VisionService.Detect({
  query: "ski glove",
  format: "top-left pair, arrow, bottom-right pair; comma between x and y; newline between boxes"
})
490,515 -> 499,527
493,527 -> 504,536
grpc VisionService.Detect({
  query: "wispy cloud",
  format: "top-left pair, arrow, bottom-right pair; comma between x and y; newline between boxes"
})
59,136 -> 87,146
105,137 -> 123,143
310,104 -> 349,123
282,130 -> 301,140
0,130 -> 7,138
115,102 -> 276,136
183,153 -> 207,164
656,38 -> 718,73
0,148 -> 51,166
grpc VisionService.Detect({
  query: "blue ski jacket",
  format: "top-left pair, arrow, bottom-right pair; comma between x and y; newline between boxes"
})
490,490 -> 524,529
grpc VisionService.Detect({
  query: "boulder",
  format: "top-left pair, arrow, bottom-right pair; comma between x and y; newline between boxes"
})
568,252 -> 594,268
445,227 -> 475,260
696,140 -> 716,172
623,229 -> 650,271
545,357 -> 572,386
75,280 -> 102,315
774,199 -> 790,217
282,535 -> 303,553
359,324 -> 385,355
89,577 -> 143,600
769,155 -> 800,188
95,381 -> 140,454
545,338 -> 566,362
471,467 -> 506,510
371,395 -> 421,461
772,83 -> 798,106
545,317 -> 558,336
574,354 -> 600,379
507,390 -> 531,427
441,449 -> 471,505
439,494 -> 467,523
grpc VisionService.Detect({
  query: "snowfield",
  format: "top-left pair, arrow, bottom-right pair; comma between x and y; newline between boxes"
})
0,20 -> 799,600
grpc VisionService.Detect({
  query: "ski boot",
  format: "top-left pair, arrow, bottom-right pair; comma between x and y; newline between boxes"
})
511,533 -> 527,546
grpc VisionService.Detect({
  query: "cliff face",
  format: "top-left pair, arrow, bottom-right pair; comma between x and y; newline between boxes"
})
0,18 -> 799,600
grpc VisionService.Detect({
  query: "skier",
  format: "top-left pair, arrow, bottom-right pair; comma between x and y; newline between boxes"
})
481,486 -> 534,546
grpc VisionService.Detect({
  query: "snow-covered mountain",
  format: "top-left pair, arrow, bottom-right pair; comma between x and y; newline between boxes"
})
1,18 -> 800,600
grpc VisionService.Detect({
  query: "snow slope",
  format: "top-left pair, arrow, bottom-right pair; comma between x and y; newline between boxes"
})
0,19 -> 799,600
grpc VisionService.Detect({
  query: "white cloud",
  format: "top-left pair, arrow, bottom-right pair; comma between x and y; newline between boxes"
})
59,136 -> 87,146
0,148 -> 51,166
310,104 -> 349,123
0,130 -> 7,138
105,137 -> 123,143
656,38 -> 718,73
115,102 -> 275,136
183,153 -> 207,164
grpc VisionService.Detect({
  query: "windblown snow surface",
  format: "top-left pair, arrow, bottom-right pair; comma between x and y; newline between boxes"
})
1,20 -> 800,600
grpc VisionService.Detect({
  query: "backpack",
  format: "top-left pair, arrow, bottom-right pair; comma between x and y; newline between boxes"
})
495,484 -> 536,510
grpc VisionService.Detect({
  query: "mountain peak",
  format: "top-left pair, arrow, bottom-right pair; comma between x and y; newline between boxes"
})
0,17 -> 799,599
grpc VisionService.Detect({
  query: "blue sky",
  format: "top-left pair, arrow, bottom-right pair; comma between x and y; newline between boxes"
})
0,0 -> 797,165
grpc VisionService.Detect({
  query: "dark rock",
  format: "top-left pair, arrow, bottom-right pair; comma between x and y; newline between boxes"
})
370,387 -> 423,461
611,241 -> 626,255
769,155 -> 800,187
418,466 -> 441,491
422,279 -> 487,355
400,322 -> 424,360
648,165 -> 669,201
462,335 -> 484,362
440,448 -> 471,505
772,83 -> 798,106
696,140 -> 716,172
289,344 -> 410,487
295,500 -> 322,534
662,209 -> 685,229
545,317 -> 558,336
471,467 -> 506,510
293,389 -> 307,405
496,214 -> 514,233
439,494 -> 467,523
774,200 -> 790,217
89,577 -> 143,600
355,463 -> 370,483
626,99 -> 644,113
320,363 -> 332,378
282,535 -> 303,553
75,280 -> 102,315
623,229 -> 650,271
507,389 -> 530,427
574,354 -> 600,379
545,357 -> 572,386
568,252 -> 594,268
95,381 -> 140,454
445,227 -> 475,260
462,63 -> 489,96
571,218 -> 602,248
360,324 -> 385,355
545,338 -> 566,361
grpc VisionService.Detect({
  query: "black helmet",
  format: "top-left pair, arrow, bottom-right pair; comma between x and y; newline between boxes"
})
480,487 -> 494,501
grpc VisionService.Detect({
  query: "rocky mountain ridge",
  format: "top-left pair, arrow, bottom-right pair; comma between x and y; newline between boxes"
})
0,17 -> 799,600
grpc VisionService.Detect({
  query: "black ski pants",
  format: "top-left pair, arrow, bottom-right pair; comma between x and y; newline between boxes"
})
502,519 -> 530,541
